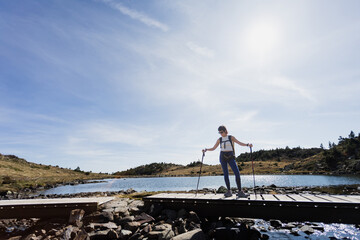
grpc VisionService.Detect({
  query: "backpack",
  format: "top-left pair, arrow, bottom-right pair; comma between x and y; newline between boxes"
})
219,135 -> 235,156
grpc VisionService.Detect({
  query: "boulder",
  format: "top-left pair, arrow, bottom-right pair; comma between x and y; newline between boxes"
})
125,221 -> 141,232
300,225 -> 314,234
107,229 -> 118,239
117,216 -> 135,225
188,211 -> 201,224
119,229 -> 133,239
160,229 -> 175,240
269,219 -> 282,228
134,212 -> 155,224
217,186 -> 227,193
172,228 -> 206,240
68,209 -> 85,227
90,222 -> 118,230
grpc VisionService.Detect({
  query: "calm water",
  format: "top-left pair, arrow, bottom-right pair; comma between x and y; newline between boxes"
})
40,174 -> 360,195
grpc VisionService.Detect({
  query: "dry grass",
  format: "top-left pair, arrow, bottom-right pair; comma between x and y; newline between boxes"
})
156,159 -> 313,176
0,154 -> 110,192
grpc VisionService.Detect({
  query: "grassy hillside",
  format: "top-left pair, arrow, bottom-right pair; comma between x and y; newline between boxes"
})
0,154 -> 110,192
115,131 -> 360,176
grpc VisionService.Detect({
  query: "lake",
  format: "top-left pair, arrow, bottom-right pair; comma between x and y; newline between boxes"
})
40,174 -> 360,195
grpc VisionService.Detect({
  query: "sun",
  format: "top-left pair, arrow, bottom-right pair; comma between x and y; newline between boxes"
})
245,22 -> 280,56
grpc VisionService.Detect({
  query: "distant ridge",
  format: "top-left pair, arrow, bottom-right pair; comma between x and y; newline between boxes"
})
0,154 -> 109,192
115,131 -> 360,176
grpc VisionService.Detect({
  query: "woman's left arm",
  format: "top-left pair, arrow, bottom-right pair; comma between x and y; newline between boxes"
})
231,136 -> 253,148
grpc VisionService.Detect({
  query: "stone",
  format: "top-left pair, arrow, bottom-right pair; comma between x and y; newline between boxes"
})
290,229 -> 300,236
283,223 -> 296,229
107,229 -> 118,239
261,233 -> 270,240
89,230 -> 110,240
119,229 -> 133,239
172,229 -> 206,240
90,222 -> 118,230
74,229 -> 89,240
153,223 -> 172,231
141,224 -> 152,234
188,211 -> 200,224
269,219 -> 282,228
8,237 -> 22,240
84,211 -> 112,224
125,221 -> 141,232
159,229 -> 175,240
148,231 -> 163,239
300,225 -> 314,234
69,209 -> 85,227
217,186 -> 227,193
117,215 -> 135,225
134,212 -> 155,224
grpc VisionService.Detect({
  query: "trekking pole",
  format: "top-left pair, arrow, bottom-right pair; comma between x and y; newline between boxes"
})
195,151 -> 205,196
250,147 -> 257,199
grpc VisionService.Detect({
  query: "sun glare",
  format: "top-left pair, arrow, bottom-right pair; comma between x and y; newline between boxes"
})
245,22 -> 280,56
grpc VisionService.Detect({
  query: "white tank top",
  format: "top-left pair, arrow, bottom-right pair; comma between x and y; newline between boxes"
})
220,136 -> 234,152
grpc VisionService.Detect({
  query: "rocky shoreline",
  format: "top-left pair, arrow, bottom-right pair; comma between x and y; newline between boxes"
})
0,185 -> 360,239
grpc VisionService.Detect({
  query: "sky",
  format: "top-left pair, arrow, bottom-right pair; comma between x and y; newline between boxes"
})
0,0 -> 359,173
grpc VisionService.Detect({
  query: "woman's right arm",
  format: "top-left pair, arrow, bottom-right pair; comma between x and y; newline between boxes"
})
203,139 -> 220,152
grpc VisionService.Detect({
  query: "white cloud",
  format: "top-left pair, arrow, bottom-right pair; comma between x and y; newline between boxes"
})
101,0 -> 169,32
266,76 -> 315,102
186,41 -> 214,58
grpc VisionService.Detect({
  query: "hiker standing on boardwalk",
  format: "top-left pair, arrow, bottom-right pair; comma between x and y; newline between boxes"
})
203,125 -> 253,198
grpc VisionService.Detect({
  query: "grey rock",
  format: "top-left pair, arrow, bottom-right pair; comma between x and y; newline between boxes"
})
148,231 -> 163,239
89,229 -> 110,240
300,225 -> 314,234
90,222 -> 118,230
188,211 -> 200,224
159,229 -> 175,240
119,229 -> 133,239
153,223 -> 172,231
217,186 -> 227,193
117,216 -> 135,225
172,229 -> 206,240
134,212 -> 155,224
283,223 -> 296,229
125,221 -> 141,232
269,219 -> 282,228
107,229 -> 118,239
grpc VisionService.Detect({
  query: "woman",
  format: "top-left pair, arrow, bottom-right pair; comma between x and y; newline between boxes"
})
203,125 -> 253,198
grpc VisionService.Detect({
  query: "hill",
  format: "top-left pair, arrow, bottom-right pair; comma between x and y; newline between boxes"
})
0,154 -> 110,192
115,131 -> 360,176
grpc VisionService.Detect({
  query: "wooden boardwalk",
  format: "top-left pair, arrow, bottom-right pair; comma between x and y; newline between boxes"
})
0,197 -> 114,219
144,193 -> 360,224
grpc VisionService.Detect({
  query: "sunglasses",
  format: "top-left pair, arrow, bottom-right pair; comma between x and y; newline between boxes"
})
219,131 -> 224,134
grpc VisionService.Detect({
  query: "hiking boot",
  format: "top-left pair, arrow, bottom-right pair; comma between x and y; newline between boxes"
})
224,190 -> 232,197
237,190 -> 250,198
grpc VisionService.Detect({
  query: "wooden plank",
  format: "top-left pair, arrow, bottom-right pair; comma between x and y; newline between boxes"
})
286,194 -> 312,202
331,195 -> 360,204
261,194 -> 279,201
273,194 -> 295,202
316,195 -> 352,203
300,195 -> 330,202
0,197 -> 114,206
249,194 -> 261,201
339,195 -> 360,203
